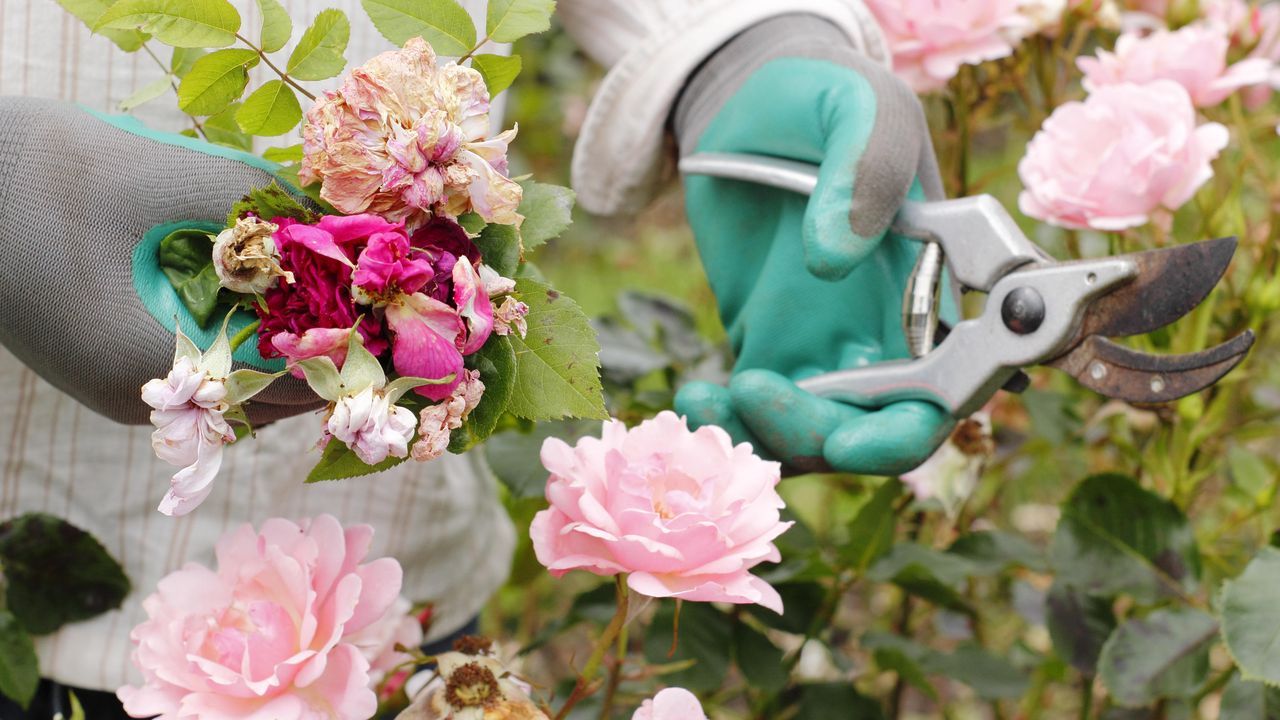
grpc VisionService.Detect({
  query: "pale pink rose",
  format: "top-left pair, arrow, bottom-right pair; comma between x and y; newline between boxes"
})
530,412 -> 792,613
142,356 -> 236,517
300,37 -> 522,227
345,596 -> 423,686
631,688 -> 708,720
1078,24 -> 1272,106
866,0 -> 1028,92
478,263 -> 517,297
327,386 -> 418,465
411,369 -> 485,462
493,296 -> 530,338
1203,0 -> 1280,107
117,515 -> 414,720
1018,81 -> 1229,230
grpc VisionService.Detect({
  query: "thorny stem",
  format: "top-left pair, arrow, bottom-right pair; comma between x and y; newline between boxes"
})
236,33 -> 317,101
554,576 -> 630,720
140,43 -> 207,140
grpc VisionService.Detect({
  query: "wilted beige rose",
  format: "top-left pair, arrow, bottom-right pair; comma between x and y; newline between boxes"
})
212,216 -> 293,295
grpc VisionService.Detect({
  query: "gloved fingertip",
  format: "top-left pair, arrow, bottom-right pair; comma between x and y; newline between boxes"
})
802,200 -> 879,281
730,370 -> 864,469
674,381 -> 758,450
823,402 -> 955,476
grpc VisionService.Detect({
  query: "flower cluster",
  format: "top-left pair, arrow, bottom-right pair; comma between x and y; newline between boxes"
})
117,515 -> 421,720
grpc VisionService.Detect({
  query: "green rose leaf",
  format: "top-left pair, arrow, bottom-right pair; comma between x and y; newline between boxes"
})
203,103 -> 254,151
868,544 -> 976,614
1097,607 -> 1217,707
1221,547 -> 1280,685
448,336 -> 517,454
306,440 -> 408,483
119,76 -> 172,112
841,477 -> 903,572
471,54 -> 521,96
873,647 -> 938,701
228,181 -> 317,225
732,621 -> 787,695
643,602 -> 732,692
947,530 -> 1046,574
236,80 -> 302,136
927,644 -> 1030,700
0,612 -> 37,709
178,48 -> 259,116
96,0 -> 241,48
796,683 -> 885,720
56,0 -> 149,50
505,278 -> 607,421
517,181 -> 575,252
1045,582 -> 1116,676
1049,473 -> 1200,603
158,228 -> 222,327
360,0 -> 476,56
1221,673 -> 1280,719
262,144 -> 304,164
0,514 -> 131,636
486,0 -> 556,43
255,0 -> 292,53
171,47 -> 206,77
475,224 -> 521,277
287,9 -> 349,81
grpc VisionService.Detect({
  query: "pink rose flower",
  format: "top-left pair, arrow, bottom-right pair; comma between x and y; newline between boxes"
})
1078,24 -> 1272,106
1203,0 -> 1280,107
327,386 -> 418,465
117,515 -> 416,720
1018,80 -> 1229,230
142,356 -> 236,517
632,688 -> 708,720
866,0 -> 1028,92
530,412 -> 792,613
300,37 -> 522,227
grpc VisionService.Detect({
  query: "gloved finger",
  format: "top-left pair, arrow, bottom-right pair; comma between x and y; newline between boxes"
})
729,369 -> 865,473
823,400 -> 955,476
803,59 -> 930,281
674,381 -> 765,453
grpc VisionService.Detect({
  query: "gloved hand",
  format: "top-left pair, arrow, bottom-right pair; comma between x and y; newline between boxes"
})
0,97 -> 318,425
672,15 -> 957,475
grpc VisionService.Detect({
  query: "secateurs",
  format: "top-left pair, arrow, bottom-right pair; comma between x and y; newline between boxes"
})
679,152 -> 1255,418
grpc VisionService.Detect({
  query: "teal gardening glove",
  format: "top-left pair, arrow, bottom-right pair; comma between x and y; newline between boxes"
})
673,15 -> 957,474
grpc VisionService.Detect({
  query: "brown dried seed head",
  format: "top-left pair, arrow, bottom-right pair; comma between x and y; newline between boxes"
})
445,662 -> 501,709
952,418 -> 995,457
453,635 -> 495,656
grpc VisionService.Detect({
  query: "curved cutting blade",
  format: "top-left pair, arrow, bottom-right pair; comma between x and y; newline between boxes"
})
1077,236 -> 1238,339
1048,331 -> 1255,404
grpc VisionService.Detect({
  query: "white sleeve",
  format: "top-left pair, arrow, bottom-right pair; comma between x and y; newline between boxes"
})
556,0 -> 890,216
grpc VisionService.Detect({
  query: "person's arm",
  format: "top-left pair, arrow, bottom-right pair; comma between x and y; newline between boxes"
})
555,0 -> 890,214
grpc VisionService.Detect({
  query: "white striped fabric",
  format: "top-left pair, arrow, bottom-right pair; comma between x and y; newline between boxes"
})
0,0 -> 516,692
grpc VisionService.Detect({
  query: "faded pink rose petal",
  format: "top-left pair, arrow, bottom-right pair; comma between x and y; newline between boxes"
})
493,296 -> 529,338
411,369 -> 484,462
118,516 -> 415,720
300,37 -> 523,227
452,256 -> 493,355
632,688 -> 709,720
385,292 -> 465,400
142,357 -> 236,517
530,412 -> 792,613
272,327 -> 353,378
327,387 -> 417,465
1018,80 -> 1229,230
867,0 -> 1029,92
1079,23 -> 1272,106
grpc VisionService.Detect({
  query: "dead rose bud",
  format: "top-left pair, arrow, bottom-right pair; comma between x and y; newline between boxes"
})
397,648 -> 547,720
453,636 -> 495,656
412,369 -> 485,462
212,216 -> 294,294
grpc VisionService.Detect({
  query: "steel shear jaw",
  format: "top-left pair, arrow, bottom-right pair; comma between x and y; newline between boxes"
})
679,152 -> 1255,417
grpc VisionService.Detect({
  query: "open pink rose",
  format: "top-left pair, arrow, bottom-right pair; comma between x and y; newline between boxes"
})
866,0 -> 1028,92
530,412 -> 792,613
117,515 -> 417,720
1018,80 -> 1229,230
300,37 -> 522,227
632,688 -> 708,720
1078,24 -> 1271,106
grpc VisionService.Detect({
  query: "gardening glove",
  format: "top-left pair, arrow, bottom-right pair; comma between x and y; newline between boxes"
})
0,97 -> 318,426
672,14 -> 957,475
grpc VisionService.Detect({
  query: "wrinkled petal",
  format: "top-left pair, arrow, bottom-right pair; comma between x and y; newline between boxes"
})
385,292 -> 465,400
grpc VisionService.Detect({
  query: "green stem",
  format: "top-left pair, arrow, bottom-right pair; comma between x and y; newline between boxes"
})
236,33 -> 317,101
458,35 -> 491,63
140,43 -> 208,140
554,576 -> 630,720
229,320 -> 262,353
1078,676 -> 1093,720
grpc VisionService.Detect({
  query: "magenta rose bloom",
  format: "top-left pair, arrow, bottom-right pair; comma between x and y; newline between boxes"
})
530,412 -> 793,613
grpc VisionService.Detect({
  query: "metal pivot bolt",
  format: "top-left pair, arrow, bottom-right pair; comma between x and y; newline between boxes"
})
1001,287 -> 1046,335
